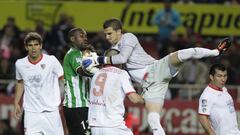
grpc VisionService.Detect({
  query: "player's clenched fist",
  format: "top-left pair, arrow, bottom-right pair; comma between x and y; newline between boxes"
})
14,103 -> 22,120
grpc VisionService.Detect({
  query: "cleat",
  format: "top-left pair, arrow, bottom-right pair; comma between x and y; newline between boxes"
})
217,38 -> 231,54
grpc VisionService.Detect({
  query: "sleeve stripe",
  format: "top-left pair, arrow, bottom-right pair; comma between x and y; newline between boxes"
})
59,75 -> 64,80
75,66 -> 81,73
126,91 -> 136,95
110,56 -> 113,65
198,113 -> 210,116
17,79 -> 23,83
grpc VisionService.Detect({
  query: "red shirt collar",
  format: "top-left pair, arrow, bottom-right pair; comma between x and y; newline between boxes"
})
208,84 -> 223,91
103,64 -> 113,68
28,54 -> 43,65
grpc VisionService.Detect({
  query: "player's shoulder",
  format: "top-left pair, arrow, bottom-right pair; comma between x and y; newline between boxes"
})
43,54 -> 59,62
123,33 -> 137,39
200,86 -> 215,99
117,67 -> 127,73
68,48 -> 80,54
122,33 -> 138,45
118,68 -> 130,77
222,86 -> 228,91
43,54 -> 55,59
65,48 -> 81,58
101,66 -> 126,74
15,56 -> 28,65
221,87 -> 230,95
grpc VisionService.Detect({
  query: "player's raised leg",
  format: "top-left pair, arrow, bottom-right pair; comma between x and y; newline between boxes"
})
169,37 -> 231,67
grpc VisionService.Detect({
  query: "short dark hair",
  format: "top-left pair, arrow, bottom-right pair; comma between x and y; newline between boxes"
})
209,63 -> 226,76
68,27 -> 86,40
24,32 -> 42,45
103,18 -> 122,31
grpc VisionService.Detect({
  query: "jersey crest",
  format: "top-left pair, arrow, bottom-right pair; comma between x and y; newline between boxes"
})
41,64 -> 46,70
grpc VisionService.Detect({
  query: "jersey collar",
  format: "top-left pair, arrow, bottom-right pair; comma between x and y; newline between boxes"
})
208,84 -> 223,91
28,54 -> 43,65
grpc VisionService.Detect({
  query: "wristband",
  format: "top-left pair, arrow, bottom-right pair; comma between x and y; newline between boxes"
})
97,56 -> 107,64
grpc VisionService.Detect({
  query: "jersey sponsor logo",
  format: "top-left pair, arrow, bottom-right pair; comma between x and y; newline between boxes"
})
201,99 -> 207,112
201,99 -> 207,107
28,74 -> 43,88
202,108 -> 207,112
90,99 -> 106,106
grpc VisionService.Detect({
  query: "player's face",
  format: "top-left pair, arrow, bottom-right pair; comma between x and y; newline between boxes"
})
104,27 -> 121,45
25,40 -> 42,60
72,32 -> 88,50
210,69 -> 228,88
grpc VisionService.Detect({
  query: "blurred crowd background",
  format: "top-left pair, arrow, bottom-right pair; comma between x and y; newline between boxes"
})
23,0 -> 240,4
0,0 -> 240,135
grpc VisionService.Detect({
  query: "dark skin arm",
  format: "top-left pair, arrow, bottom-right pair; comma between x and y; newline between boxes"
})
77,66 -> 93,77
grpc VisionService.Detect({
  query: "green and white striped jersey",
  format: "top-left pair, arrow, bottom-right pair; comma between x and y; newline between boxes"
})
63,48 -> 90,108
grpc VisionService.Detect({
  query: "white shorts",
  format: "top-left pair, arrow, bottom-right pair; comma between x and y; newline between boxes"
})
91,125 -> 133,135
24,110 -> 64,135
142,55 -> 179,103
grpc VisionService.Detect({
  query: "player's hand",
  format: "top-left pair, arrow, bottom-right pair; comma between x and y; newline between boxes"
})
13,103 -> 22,120
82,50 -> 100,68
217,37 -> 231,54
82,57 -> 99,69
82,58 -> 100,75
89,52 -> 107,65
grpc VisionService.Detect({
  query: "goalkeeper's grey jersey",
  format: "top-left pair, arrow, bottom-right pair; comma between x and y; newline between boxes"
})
111,33 -> 156,70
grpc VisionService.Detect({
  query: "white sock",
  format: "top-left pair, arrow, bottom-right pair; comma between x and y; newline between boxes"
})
147,112 -> 165,135
177,47 -> 219,62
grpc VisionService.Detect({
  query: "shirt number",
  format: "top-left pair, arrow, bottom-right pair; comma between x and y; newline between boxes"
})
93,73 -> 107,96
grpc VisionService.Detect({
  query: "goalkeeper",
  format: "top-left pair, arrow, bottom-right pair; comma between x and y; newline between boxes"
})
82,18 -> 232,135
63,27 -> 98,135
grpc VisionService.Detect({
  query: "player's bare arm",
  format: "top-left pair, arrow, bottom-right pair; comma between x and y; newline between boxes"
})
127,92 -> 144,104
198,114 -> 216,135
58,76 -> 65,98
14,80 -> 24,119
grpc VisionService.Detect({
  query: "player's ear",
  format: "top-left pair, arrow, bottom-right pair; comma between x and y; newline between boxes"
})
25,44 -> 29,51
209,74 -> 214,81
40,43 -> 43,49
70,36 -> 74,42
